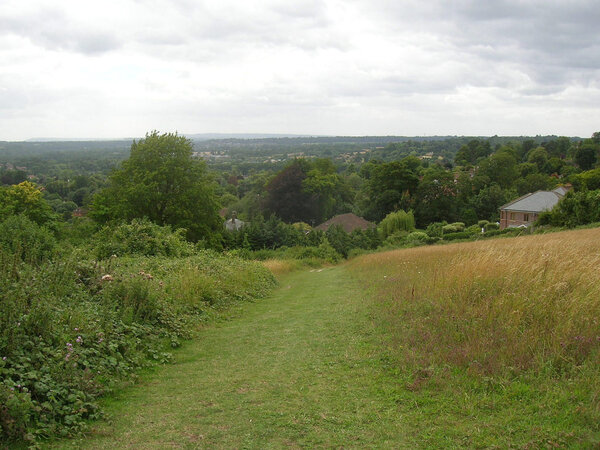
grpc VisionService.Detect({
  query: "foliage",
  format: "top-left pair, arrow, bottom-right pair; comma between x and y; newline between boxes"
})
573,167 -> 600,190
363,158 -> 420,221
406,231 -> 428,245
0,215 -> 57,263
379,210 -> 415,238
93,219 -> 196,259
538,189 -> 600,228
0,248 -> 275,444
574,142 -> 598,171
0,181 -> 57,227
91,131 -> 221,242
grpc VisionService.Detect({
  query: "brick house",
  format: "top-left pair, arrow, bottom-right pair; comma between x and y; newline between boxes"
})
499,186 -> 570,229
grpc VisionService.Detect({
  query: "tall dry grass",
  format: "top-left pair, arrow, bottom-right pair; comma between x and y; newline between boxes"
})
348,228 -> 600,375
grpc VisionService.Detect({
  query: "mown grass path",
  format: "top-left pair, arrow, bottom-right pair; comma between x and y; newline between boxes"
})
52,266 -> 406,449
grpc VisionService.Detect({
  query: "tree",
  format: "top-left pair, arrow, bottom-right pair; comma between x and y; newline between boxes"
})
414,167 -> 458,226
365,159 -> 420,221
0,181 -> 57,226
477,150 -> 518,189
527,147 -> 549,174
575,142 -> 598,171
91,131 -> 221,242
264,160 -> 314,223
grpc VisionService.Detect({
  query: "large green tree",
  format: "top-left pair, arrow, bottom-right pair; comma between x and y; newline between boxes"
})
364,158 -> 420,221
91,131 -> 221,241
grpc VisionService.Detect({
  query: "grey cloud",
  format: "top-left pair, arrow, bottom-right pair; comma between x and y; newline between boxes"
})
0,9 -> 122,54
369,0 -> 600,91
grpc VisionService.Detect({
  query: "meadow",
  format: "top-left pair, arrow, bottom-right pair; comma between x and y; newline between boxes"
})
348,228 -> 600,446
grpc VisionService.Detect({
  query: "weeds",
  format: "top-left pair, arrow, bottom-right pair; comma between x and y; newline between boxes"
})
349,228 -> 600,375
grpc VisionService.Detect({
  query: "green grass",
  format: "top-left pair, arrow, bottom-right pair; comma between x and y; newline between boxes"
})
48,267 -> 409,449
47,249 -> 600,448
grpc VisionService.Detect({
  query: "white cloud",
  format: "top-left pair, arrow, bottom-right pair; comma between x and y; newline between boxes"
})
0,0 -> 598,139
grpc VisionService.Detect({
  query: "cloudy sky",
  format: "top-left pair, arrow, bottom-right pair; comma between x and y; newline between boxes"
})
1,0 -> 599,140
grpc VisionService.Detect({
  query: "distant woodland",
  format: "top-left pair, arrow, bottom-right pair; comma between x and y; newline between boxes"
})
2,133 -> 597,231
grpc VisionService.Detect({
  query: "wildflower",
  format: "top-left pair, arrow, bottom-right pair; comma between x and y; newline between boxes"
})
98,338 -> 104,343
74,327 -> 79,331
2,357 -> 6,361
101,274 -> 114,282
76,336 -> 83,344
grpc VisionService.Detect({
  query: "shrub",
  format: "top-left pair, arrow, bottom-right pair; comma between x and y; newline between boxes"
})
442,231 -> 473,241
485,222 -> 499,231
465,224 -> 481,234
450,222 -> 465,231
379,210 -> 415,238
0,215 -> 56,263
0,250 -> 276,444
93,219 -> 195,259
384,231 -> 408,246
0,383 -> 34,443
538,189 -> 600,228
477,220 -> 490,228
406,231 -> 428,245
317,238 -> 342,263
442,224 -> 458,233
426,222 -> 444,238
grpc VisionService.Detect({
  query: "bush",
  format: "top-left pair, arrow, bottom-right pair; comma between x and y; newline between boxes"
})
426,222 -> 444,238
379,210 -> 415,238
406,231 -> 428,245
465,224 -> 482,234
0,250 -> 276,444
442,231 -> 473,241
0,215 -> 56,263
450,222 -> 465,231
384,231 -> 408,246
477,220 -> 489,228
442,224 -> 459,233
317,238 -> 342,263
538,189 -> 600,228
485,222 -> 499,231
93,219 -> 195,259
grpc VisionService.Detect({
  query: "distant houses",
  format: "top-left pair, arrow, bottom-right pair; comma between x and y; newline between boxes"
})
314,213 -> 374,233
499,186 -> 571,229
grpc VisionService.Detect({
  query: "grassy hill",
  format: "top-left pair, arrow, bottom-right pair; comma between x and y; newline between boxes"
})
347,227 -> 600,446
8,228 -> 599,447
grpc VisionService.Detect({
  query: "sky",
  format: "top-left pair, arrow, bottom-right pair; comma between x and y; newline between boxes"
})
0,0 -> 599,140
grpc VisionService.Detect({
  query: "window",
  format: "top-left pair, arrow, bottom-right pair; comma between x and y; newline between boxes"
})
524,213 -> 529,222
510,212 -> 516,220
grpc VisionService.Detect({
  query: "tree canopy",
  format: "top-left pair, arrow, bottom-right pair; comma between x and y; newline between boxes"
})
91,131 -> 221,241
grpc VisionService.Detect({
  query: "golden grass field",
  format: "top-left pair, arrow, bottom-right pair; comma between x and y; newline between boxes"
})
348,228 -> 600,376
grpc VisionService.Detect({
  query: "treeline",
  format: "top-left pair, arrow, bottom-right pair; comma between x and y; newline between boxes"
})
2,132 -> 600,258
222,133 -> 600,229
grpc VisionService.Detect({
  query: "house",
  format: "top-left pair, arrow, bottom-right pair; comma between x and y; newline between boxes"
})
499,186 -> 571,229
314,213 -> 375,233
224,211 -> 244,232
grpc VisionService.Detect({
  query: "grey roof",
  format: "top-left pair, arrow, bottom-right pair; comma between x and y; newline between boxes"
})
553,186 -> 569,196
500,190 -> 563,213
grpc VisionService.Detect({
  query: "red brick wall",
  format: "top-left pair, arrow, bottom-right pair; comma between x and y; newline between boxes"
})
500,210 -> 537,229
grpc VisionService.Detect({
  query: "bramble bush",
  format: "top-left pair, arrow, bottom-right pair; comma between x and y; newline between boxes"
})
0,241 -> 275,445
93,218 -> 196,259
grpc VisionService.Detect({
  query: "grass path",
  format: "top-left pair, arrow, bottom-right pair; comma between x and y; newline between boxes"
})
51,266 -> 407,449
